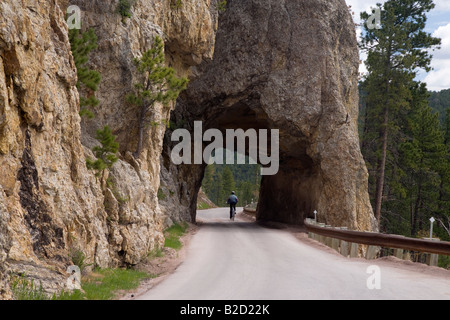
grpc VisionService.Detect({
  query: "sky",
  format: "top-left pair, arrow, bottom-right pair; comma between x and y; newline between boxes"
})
346,0 -> 450,91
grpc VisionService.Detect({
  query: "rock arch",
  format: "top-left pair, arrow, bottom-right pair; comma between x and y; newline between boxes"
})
160,0 -> 377,232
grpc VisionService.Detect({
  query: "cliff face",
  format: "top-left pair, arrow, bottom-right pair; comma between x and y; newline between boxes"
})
162,0 -> 377,231
0,0 -> 217,298
0,0 -> 105,298
0,0 -> 375,299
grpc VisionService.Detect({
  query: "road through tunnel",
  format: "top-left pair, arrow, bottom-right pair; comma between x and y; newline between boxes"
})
159,0 -> 377,232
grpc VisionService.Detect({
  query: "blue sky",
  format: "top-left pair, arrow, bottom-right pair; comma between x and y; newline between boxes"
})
346,0 -> 450,91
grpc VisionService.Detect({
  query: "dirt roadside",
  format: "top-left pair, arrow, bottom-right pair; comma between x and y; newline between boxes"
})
118,222 -> 201,300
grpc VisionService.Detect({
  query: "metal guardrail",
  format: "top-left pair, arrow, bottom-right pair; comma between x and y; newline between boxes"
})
304,219 -> 450,255
304,218 -> 450,266
243,206 -> 257,214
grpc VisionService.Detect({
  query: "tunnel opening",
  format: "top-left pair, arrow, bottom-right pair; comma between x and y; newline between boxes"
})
200,148 -> 262,209
158,0 -> 376,232
160,98 -> 322,226
202,104 -> 321,225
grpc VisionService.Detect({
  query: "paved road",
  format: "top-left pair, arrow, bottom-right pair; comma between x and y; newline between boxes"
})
137,208 -> 450,300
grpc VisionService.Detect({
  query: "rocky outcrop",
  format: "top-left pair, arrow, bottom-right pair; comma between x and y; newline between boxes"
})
0,0 -> 217,298
70,0 -> 218,224
0,0 -> 376,299
162,0 -> 377,232
0,0 -> 108,297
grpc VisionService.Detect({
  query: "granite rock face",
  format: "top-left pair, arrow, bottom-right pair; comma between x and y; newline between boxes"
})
0,0 -> 107,298
162,0 -> 377,232
0,0 -> 376,299
0,0 -> 217,298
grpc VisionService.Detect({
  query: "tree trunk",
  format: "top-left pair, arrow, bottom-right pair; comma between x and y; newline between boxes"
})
134,104 -> 147,158
412,182 -> 422,237
374,107 -> 389,223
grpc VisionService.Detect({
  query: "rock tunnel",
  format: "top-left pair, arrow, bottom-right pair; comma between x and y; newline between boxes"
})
160,0 -> 377,232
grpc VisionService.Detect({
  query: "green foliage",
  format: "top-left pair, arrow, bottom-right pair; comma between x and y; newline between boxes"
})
86,126 -> 119,177
82,268 -> 151,300
428,89 -> 450,123
147,247 -> 164,259
117,0 -> 135,20
170,0 -> 182,10
164,222 -> 188,250
157,187 -> 166,201
197,201 -> 214,210
69,28 -> 101,118
128,36 -> 188,106
52,289 -> 85,300
221,166 -> 235,201
359,0 -> 441,224
438,255 -> 450,269
54,268 -> 153,300
10,274 -> 48,300
127,36 -> 189,157
69,248 -> 91,272
217,0 -> 227,13
202,152 -> 261,207
387,83 -> 447,236
10,268 -> 152,300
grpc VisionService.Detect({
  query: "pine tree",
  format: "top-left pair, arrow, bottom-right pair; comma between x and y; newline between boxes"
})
391,83 -> 446,236
359,0 -> 441,224
127,36 -> 188,158
436,109 -> 450,240
69,28 -> 101,118
202,165 -> 214,196
213,171 -> 223,206
221,166 -> 236,202
86,126 -> 119,180
117,0 -> 135,21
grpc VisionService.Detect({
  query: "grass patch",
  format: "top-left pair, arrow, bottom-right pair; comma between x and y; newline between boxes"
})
10,274 -> 48,300
197,201 -> 213,210
157,187 -> 167,201
148,246 -> 164,259
81,268 -> 152,300
11,268 -> 153,300
52,289 -> 85,300
164,222 -> 188,250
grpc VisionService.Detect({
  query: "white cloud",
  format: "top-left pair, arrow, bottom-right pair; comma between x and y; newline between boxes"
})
434,0 -> 450,12
346,0 -> 450,91
424,22 -> 450,91
431,22 -> 450,59
424,60 -> 450,91
345,0 -> 378,22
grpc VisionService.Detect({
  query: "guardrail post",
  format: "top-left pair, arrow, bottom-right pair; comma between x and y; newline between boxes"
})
402,251 -> 411,261
350,242 -> 359,258
336,227 -> 348,257
325,225 -> 332,247
318,223 -> 325,244
426,253 -> 439,267
306,219 -> 315,240
365,245 -> 379,260
340,240 -> 349,257
393,248 -> 403,259
421,237 -> 440,267
331,237 -> 339,251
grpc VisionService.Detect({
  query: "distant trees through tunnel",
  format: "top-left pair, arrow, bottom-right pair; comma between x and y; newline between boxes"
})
201,149 -> 261,208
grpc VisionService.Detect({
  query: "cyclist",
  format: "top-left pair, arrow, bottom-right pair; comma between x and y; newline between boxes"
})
226,191 -> 238,220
